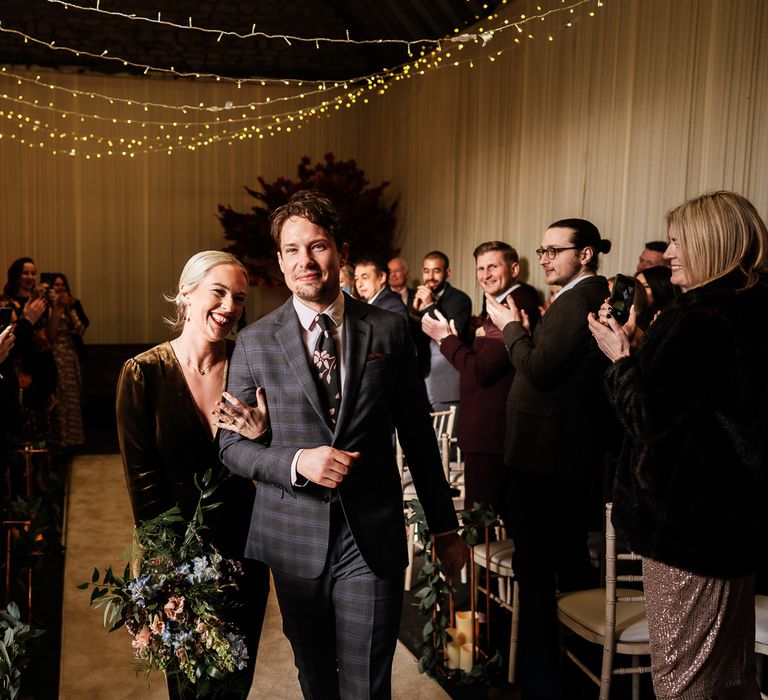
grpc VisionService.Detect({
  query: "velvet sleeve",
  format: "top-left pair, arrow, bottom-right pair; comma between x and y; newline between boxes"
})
115,358 -> 167,523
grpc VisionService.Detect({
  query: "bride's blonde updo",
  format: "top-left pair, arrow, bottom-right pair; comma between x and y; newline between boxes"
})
163,251 -> 248,332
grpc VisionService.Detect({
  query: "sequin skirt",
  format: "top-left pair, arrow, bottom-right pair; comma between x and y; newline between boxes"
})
642,557 -> 755,699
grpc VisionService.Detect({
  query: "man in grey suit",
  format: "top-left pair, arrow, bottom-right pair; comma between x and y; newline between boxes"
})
220,190 -> 467,700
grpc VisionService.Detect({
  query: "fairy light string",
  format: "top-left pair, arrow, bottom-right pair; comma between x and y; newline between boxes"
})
44,0 -> 442,50
0,0 -> 595,85
0,0 -> 605,158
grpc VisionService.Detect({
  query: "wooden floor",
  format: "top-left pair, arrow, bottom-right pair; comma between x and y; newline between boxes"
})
59,454 -> 449,699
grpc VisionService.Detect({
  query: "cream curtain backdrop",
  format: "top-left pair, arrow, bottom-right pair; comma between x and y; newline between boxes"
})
1,0 -> 767,343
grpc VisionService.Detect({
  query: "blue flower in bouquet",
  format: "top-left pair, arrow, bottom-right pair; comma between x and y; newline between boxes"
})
226,632 -> 249,671
190,556 -> 218,584
127,574 -> 153,606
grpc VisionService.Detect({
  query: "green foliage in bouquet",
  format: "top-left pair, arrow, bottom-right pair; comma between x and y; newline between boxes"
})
218,152 -> 399,286
406,500 -> 502,686
0,602 -> 44,700
79,470 -> 249,698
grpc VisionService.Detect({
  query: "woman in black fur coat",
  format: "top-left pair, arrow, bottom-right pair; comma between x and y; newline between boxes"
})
589,191 -> 768,700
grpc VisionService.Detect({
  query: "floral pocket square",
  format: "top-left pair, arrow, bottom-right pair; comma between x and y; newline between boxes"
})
367,352 -> 390,361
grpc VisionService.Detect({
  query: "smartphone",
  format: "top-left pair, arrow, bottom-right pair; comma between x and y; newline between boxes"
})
609,274 -> 636,324
0,307 -> 12,332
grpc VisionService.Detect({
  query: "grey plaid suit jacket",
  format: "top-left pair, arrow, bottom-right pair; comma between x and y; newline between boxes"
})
220,294 -> 458,579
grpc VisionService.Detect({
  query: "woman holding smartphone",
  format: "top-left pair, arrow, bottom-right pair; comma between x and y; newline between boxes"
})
589,191 -> 768,700
2,257 -> 57,444
116,251 -> 270,699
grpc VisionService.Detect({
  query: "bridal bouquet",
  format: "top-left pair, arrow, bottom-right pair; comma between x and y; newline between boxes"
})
80,471 -> 249,697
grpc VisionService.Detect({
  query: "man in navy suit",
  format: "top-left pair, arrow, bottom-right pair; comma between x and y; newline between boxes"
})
220,190 -> 467,700
354,256 -> 409,320
411,251 -> 472,411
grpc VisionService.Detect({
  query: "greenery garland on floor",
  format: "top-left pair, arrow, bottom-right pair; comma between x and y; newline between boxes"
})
405,499 -> 502,686
0,602 -> 43,700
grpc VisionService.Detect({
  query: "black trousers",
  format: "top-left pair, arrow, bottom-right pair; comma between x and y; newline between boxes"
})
506,469 -> 597,700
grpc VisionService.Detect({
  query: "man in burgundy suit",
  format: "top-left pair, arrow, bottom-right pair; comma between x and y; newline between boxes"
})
421,241 -> 540,517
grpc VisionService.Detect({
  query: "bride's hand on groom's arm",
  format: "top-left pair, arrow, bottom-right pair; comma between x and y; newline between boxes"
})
212,388 -> 270,440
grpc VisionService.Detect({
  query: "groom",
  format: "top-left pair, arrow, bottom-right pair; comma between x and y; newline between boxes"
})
220,190 -> 467,700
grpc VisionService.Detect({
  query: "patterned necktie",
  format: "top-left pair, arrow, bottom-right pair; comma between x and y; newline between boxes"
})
313,313 -> 341,428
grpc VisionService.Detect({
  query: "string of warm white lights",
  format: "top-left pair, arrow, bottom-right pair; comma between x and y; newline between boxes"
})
0,22 -> 432,85
0,103 -> 327,158
44,0 -> 441,50
0,68 -> 337,113
0,0 -> 594,85
0,0 -> 606,158
0,82 -> 366,128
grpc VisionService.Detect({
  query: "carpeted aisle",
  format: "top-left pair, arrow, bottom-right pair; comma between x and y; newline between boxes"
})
60,454 -> 449,699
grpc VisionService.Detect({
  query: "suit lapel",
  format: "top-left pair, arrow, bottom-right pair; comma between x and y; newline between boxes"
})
335,300 -> 371,439
274,301 -> 329,428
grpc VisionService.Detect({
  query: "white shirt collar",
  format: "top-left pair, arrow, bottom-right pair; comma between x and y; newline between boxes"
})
495,283 -> 521,303
554,271 -> 595,299
367,287 -> 386,305
292,292 -> 345,330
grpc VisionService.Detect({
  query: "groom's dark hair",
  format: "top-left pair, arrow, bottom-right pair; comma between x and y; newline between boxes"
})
270,189 -> 344,249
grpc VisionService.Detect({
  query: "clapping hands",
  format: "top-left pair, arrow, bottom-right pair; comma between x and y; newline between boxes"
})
587,299 -> 636,362
485,293 -> 530,334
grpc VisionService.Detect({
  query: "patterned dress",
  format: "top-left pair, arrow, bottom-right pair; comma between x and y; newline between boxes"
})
50,308 -> 85,448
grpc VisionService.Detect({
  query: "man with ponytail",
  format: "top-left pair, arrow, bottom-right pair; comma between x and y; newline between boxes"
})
485,218 -> 614,700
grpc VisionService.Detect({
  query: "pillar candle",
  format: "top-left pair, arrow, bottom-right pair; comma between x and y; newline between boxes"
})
455,610 -> 476,645
445,626 -> 464,643
445,640 -> 462,669
459,642 -> 475,673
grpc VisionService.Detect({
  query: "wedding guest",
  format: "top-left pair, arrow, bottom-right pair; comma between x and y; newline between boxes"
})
339,263 -> 355,296
354,255 -> 409,320
633,264 -> 676,331
411,251 -> 472,411
116,251 -> 270,699
635,240 -> 669,272
0,323 -> 19,463
2,257 -> 57,446
47,274 -> 86,450
486,219 -> 613,700
51,272 -> 89,360
421,241 -> 540,515
387,256 -> 413,307
589,191 -> 768,700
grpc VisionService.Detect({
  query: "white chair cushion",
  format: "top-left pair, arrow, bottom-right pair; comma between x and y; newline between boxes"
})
473,540 -> 515,576
558,588 -> 649,643
755,594 -> 768,646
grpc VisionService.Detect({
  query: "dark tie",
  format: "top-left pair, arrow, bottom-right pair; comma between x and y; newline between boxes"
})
313,314 -> 341,428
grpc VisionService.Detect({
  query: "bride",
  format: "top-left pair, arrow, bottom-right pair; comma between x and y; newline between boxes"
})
116,250 -> 270,699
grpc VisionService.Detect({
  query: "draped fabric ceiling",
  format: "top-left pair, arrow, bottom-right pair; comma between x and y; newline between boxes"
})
1,0 -> 767,343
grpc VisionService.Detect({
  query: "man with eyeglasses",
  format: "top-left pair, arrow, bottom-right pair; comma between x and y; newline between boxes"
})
486,218 -> 614,700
